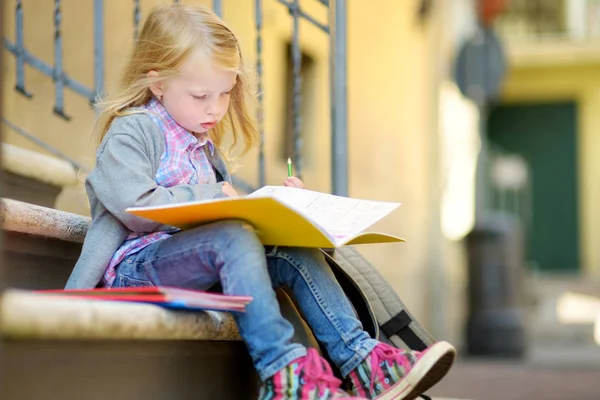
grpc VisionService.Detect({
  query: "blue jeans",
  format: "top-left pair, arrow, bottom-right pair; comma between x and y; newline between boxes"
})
112,220 -> 378,380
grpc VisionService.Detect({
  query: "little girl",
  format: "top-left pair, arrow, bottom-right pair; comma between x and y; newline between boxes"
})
66,4 -> 455,400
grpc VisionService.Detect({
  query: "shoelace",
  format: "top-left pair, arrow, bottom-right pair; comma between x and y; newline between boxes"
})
298,349 -> 343,397
368,343 -> 416,394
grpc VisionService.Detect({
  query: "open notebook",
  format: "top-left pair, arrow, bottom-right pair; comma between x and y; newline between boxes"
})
126,186 -> 405,248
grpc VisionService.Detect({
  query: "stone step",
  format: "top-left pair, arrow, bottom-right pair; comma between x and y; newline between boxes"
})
530,275 -> 600,296
1,198 -> 90,290
0,289 -> 256,399
1,197 -> 89,243
0,289 -> 240,341
528,318 -> 596,344
1,143 -> 79,208
2,339 -> 257,400
528,343 -> 600,369
0,290 -> 468,399
526,275 -> 600,347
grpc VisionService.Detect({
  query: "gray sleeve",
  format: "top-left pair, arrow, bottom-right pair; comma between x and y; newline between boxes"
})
88,132 -> 227,233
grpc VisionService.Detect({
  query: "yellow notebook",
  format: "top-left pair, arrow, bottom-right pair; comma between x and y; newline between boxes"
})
126,186 -> 405,248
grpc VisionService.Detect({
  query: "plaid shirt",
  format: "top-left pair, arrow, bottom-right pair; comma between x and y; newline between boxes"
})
102,98 -> 217,286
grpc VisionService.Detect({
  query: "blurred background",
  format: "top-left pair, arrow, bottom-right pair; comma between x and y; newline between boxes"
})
1,0 -> 600,399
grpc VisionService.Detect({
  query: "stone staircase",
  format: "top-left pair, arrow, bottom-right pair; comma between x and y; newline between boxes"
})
0,198 -> 261,399
1,143 -> 79,209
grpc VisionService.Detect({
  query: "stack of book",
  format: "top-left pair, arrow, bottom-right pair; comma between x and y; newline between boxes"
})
37,287 -> 253,313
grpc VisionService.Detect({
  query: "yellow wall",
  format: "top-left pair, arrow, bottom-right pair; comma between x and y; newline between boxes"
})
501,62 -> 600,277
2,0 -> 462,340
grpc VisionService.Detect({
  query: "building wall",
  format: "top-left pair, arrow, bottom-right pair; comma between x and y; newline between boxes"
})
2,0 -> 465,342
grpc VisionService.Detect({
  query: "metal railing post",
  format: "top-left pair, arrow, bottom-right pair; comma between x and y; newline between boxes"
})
15,0 -> 31,97
290,0 -> 303,179
53,0 -> 69,119
255,0 -> 266,187
213,0 -> 222,18
93,0 -> 104,102
329,0 -> 348,196
133,0 -> 141,40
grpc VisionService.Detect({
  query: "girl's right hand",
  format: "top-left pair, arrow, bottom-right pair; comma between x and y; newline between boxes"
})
222,182 -> 239,197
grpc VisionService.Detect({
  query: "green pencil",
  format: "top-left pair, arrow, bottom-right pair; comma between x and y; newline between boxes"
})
287,157 -> 293,177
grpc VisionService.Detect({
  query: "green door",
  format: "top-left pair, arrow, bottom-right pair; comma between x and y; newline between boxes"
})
487,102 -> 579,272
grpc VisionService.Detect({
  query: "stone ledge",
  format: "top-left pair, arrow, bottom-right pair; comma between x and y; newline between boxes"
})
1,198 -> 90,243
0,289 -> 467,400
2,143 -> 79,188
0,289 -> 241,341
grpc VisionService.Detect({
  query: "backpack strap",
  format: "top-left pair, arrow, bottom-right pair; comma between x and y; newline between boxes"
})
380,310 -> 428,351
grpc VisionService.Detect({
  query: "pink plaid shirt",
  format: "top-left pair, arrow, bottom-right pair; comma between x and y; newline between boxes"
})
102,98 -> 217,287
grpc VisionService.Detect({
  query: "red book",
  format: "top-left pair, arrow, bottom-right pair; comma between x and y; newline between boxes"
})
36,286 -> 252,313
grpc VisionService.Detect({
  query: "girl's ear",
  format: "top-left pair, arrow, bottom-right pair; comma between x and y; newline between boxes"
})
147,70 -> 163,98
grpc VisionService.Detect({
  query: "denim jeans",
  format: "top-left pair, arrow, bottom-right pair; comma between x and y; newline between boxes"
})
112,220 -> 378,380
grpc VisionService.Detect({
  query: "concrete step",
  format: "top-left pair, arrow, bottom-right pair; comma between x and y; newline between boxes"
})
0,290 -> 468,399
429,359 -> 600,400
0,289 -> 240,341
0,289 -> 256,399
528,343 -> 600,369
1,143 -> 78,208
526,275 -> 600,347
1,198 -> 90,289
528,321 -> 596,345
2,339 -> 256,400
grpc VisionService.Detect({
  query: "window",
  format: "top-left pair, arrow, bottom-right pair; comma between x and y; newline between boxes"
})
494,0 -> 565,38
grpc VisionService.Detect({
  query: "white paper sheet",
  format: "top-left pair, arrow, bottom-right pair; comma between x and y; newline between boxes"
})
248,186 -> 400,244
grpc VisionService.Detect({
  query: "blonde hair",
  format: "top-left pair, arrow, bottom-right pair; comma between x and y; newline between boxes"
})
94,3 -> 258,159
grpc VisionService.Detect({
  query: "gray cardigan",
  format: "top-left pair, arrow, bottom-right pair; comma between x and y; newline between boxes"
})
65,112 -> 231,289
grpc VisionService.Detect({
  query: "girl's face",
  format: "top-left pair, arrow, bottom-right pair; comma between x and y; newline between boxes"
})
150,55 -> 237,135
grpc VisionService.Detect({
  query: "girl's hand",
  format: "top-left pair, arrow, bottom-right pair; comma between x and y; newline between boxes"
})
222,182 -> 239,197
284,176 -> 305,189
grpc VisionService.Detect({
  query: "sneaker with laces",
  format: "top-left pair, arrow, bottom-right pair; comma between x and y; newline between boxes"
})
347,341 -> 456,400
259,348 -> 366,400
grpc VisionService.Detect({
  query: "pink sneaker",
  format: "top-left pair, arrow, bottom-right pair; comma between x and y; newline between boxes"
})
259,348 -> 367,400
347,341 -> 456,400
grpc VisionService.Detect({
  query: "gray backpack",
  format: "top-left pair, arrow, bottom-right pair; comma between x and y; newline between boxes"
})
321,246 -> 436,352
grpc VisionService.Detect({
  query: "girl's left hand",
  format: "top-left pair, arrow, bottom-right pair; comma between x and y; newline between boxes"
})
284,176 -> 305,189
